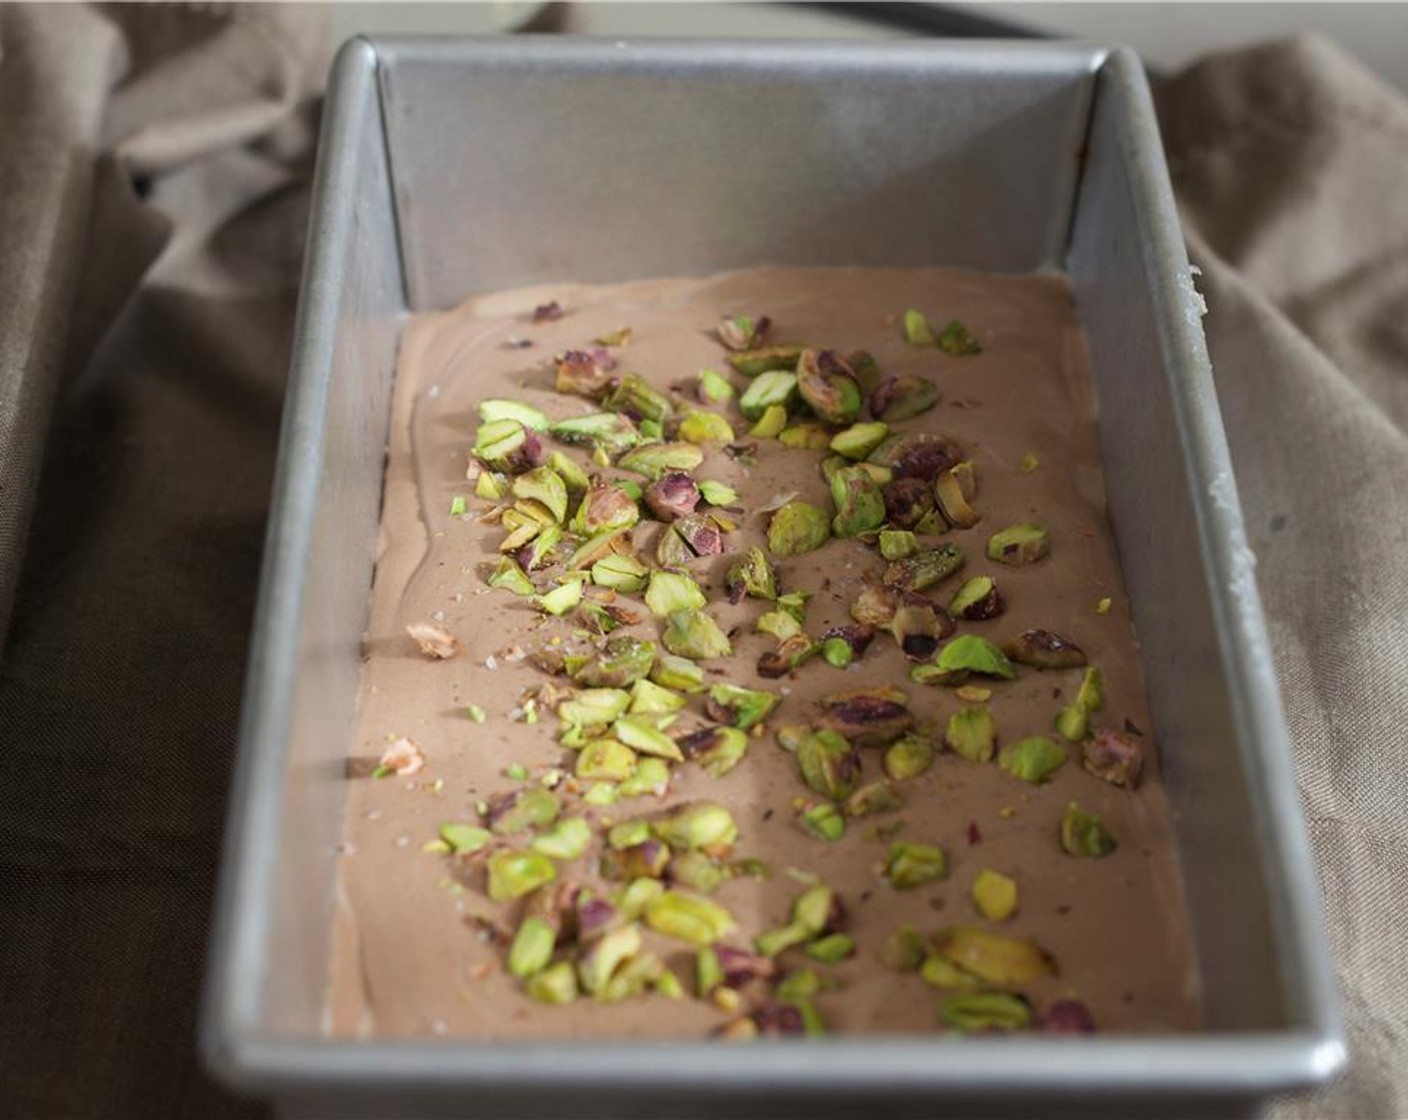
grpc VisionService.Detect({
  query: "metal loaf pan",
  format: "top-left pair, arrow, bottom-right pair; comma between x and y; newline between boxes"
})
201,36 -> 1344,1119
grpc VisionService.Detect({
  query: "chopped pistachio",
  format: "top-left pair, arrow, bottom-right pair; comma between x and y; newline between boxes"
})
937,319 -> 982,356
449,494 -> 466,517
645,890 -> 737,946
475,470 -> 507,500
756,609 -> 802,641
910,663 -> 968,687
878,529 -> 918,561
527,960 -> 579,1004
618,756 -> 671,799
590,551 -> 649,593
662,609 -> 732,659
757,634 -> 820,678
532,579 -> 584,617
1019,451 -> 1040,474
512,466 -> 569,523
883,733 -> 935,782
1054,703 -> 1089,743
654,523 -> 695,567
1076,667 -> 1104,712
749,404 -> 789,439
821,636 -> 854,668
944,706 -> 997,763
903,309 -> 937,346
706,683 -> 780,730
737,370 -> 798,420
558,688 -> 631,728
670,850 -> 727,894
884,841 -> 948,889
547,450 -> 590,498
644,570 -> 706,618
1004,629 -> 1087,670
799,802 -> 846,842
652,802 -> 738,853
466,704 -> 488,724
987,522 -> 1050,565
717,314 -> 770,351
829,465 -> 886,538
936,634 -> 1016,679
599,839 -> 672,881
891,601 -> 949,663
796,349 -> 863,424
931,926 -> 1055,984
478,398 -> 549,431
1082,727 -> 1144,789
485,786 -> 561,835
571,635 -> 657,688
503,762 -> 530,781
796,729 -> 862,801
698,368 -> 735,403
934,467 -> 980,528
616,441 -> 704,481
955,684 -> 992,702
629,678 -> 686,715
726,546 -> 777,602
508,915 -> 557,978
942,991 -> 1031,1032
438,822 -> 492,854
532,817 -> 592,861
486,850 -> 557,902
880,475 -> 935,529
575,738 -> 637,782
582,782 -> 619,806
577,922 -> 643,996
672,511 -> 725,557
1060,801 -> 1116,858
920,954 -> 981,990
616,877 -> 666,920
998,735 -> 1068,784
869,374 -> 940,421
727,344 -> 804,378
775,724 -> 809,753
697,479 -> 739,506
880,925 -> 926,972
767,501 -> 831,556
649,654 -> 706,693
642,472 -> 701,522
948,575 -> 1005,620
830,421 -> 889,460
549,412 -> 639,456
816,685 -> 914,747
778,423 -> 833,450
678,409 -> 736,445
519,523 -> 564,571
603,373 -> 673,425
613,715 -> 683,761
971,869 -> 1018,921
805,934 -> 855,964
570,486 -> 639,537
654,969 -> 686,1000
1096,596 -> 1112,615
474,417 -> 542,473
884,544 -> 964,591
696,946 -> 724,997
844,780 -> 903,818
487,555 -> 536,596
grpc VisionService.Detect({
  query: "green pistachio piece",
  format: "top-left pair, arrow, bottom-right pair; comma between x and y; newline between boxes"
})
796,729 -> 861,801
645,890 -> 737,946
707,683 -> 780,730
644,570 -> 706,618
570,484 -> 640,535
720,314 -> 768,352
696,947 -> 724,996
577,923 -> 643,995
726,546 -> 777,602
662,609 -> 732,659
841,349 -> 882,394
796,349 -> 863,424
487,850 -> 557,901
883,733 -> 935,781
547,449 -> 590,496
937,319 -> 982,356
998,735 -> 1068,784
532,817 -> 592,861
911,663 -> 970,687
737,369 -> 798,422
944,706 -> 997,763
885,544 -> 964,591
821,637 -> 854,668
830,421 -> 889,460
776,590 -> 810,622
575,738 -> 637,782
799,802 -> 846,842
698,368 -> 735,403
791,885 -> 839,935
474,417 -> 536,472
613,715 -> 684,761
1054,703 -> 1089,743
778,423 -> 833,450
438,822 -> 492,854
549,412 -> 640,456
602,373 -> 673,425
618,756 -> 671,799
678,409 -> 736,445
1061,802 -> 1116,857
936,635 -> 1016,679
749,404 -> 788,439
478,397 -> 549,431
1004,629 -> 1087,670
890,603 -> 948,663
616,877 -> 666,919
649,654 -> 706,693
486,786 -> 561,835
755,921 -> 810,958
558,688 -> 631,727
987,522 -> 1050,565
508,915 -> 557,978
903,309 -> 937,346
934,468 -> 980,529
931,926 -> 1055,984
475,470 -> 507,501
566,529 -> 628,573
697,479 -> 740,506
527,959 -> 579,1004
571,635 -> 657,688
884,841 -> 948,889
518,523 -> 563,571
652,802 -> 739,853
727,344 -> 804,378
941,992 -> 1031,1033
600,950 -> 667,1004
654,969 -> 686,1000
616,442 -> 705,481
654,523 -> 694,568
670,850 -> 727,894
487,556 -> 536,596
681,725 -> 749,779
816,685 -> 915,747
591,551 -> 649,593
880,925 -> 925,972
948,576 -> 1005,620
582,782 -> 619,806
629,678 -> 686,715
511,466 -> 569,524
599,839 -> 672,881
757,610 -> 802,641
920,954 -> 981,990
844,780 -> 903,818
971,869 -> 1018,921
805,934 -> 855,964
1076,666 -> 1104,711
878,529 -> 918,561
869,374 -> 940,421
608,819 -> 653,850
829,465 -> 886,539
767,501 -> 831,556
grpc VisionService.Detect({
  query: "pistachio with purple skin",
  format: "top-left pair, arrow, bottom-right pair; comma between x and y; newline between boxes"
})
866,432 -> 963,482
717,314 -> 772,352
571,484 -> 640,535
555,348 -> 616,398
672,512 -> 725,557
796,348 -> 864,424
881,476 -> 937,529
816,685 -> 915,747
1082,727 -> 1145,789
574,894 -> 619,942
750,1003 -> 808,1037
757,634 -> 821,679
726,547 -> 778,603
599,839 -> 672,881
716,944 -> 776,988
603,373 -> 673,425
474,418 -> 544,474
1039,999 -> 1098,1034
643,471 -> 700,521
870,374 -> 940,421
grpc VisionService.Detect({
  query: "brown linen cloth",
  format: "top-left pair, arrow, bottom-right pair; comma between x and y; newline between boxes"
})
0,10 -> 1405,1118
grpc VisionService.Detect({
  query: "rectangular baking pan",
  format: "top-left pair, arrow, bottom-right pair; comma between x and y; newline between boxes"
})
201,36 -> 1343,1119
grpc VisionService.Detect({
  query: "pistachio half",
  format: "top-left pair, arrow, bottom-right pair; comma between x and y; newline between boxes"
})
816,685 -> 915,747
487,850 -> 557,902
867,432 -> 963,482
830,421 -> 889,461
843,780 -> 903,818
555,349 -> 616,399
738,369 -> 797,420
526,960 -> 579,1004
662,609 -> 732,659
870,374 -> 940,421
616,442 -> 705,481
570,635 -> 657,688
549,412 -> 639,457
998,735 -> 1068,784
767,501 -> 831,556
884,841 -> 948,889
474,417 -> 544,474
796,349 -> 863,424
948,576 -> 1005,620
936,319 -> 982,356
881,476 -> 937,529
727,344 -> 804,378
829,465 -> 886,539
880,925 -> 926,972
934,467 -> 980,528
678,725 -> 749,779
717,314 -> 771,352
796,729 -> 862,801
935,635 -> 1016,680
645,890 -> 737,946
883,733 -> 935,781
799,802 -> 846,842
944,706 -> 997,763
571,484 -> 640,535
643,471 -> 701,521
485,786 -> 561,835
1003,629 -> 1087,670
931,926 -> 1055,985
577,922 -> 643,995
599,839 -> 672,881
884,544 -> 964,592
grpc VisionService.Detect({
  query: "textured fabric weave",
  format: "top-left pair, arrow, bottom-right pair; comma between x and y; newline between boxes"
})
0,9 -> 1405,1118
